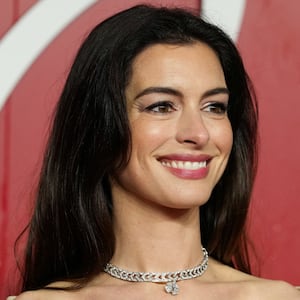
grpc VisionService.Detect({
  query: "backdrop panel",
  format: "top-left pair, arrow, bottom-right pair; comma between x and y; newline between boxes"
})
1,0 -> 300,297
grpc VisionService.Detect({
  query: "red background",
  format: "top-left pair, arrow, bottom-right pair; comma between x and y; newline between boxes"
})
1,0 -> 299,297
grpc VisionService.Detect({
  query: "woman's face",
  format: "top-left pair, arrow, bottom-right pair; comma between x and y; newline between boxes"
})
112,42 -> 233,209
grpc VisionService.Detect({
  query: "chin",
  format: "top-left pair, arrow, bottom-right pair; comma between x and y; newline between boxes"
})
161,194 -> 211,210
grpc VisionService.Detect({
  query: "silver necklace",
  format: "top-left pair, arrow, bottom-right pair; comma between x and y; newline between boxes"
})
104,247 -> 208,296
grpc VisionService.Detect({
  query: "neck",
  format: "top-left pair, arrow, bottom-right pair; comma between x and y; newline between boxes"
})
110,188 -> 204,272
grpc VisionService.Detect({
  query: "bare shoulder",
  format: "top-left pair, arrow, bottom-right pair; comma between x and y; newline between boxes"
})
12,290 -> 74,300
208,259 -> 300,299
11,291 -> 50,300
12,282 -> 81,300
11,291 -> 43,300
10,279 -> 120,300
245,279 -> 300,299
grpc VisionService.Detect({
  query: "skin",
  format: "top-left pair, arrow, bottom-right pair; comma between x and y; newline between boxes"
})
110,42 -> 232,273
12,43 -> 300,299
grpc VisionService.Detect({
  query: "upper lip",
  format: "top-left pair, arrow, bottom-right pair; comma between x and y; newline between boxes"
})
157,154 -> 212,162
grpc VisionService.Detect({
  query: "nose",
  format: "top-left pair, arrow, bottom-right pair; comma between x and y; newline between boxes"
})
175,108 -> 209,146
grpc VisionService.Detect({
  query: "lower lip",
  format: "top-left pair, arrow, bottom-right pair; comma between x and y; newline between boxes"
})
163,165 -> 209,180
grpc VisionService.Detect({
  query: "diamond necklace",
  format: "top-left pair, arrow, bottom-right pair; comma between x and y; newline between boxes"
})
104,247 -> 208,296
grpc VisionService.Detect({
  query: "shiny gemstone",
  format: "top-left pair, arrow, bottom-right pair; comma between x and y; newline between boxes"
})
165,281 -> 179,295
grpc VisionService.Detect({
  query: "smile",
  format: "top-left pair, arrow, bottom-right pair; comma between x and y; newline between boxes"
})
160,160 -> 207,170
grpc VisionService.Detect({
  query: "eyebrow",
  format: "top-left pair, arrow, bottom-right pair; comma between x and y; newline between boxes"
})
134,87 -> 182,100
202,87 -> 229,98
134,86 -> 229,100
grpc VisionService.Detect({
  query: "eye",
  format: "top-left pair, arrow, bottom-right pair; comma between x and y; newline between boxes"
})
202,102 -> 228,116
144,101 -> 176,114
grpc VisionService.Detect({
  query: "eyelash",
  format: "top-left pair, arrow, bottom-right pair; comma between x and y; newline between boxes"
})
202,102 -> 228,115
144,101 -> 176,114
143,101 -> 228,116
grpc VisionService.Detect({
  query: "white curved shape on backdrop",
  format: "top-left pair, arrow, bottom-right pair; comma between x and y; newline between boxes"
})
202,0 -> 247,41
0,0 -> 97,111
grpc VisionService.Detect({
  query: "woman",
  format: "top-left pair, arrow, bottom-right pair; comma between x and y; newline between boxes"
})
10,5 -> 300,299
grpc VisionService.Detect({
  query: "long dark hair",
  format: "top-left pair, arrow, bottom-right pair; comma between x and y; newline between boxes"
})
19,4 -> 258,291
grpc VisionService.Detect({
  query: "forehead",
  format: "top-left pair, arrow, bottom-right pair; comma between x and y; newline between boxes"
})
127,42 -> 226,92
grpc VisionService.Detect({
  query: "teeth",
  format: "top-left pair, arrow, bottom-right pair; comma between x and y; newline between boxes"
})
161,160 -> 207,170
171,161 -> 177,168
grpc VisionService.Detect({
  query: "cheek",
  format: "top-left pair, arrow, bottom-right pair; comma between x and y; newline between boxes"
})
130,119 -> 172,154
210,119 -> 233,155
